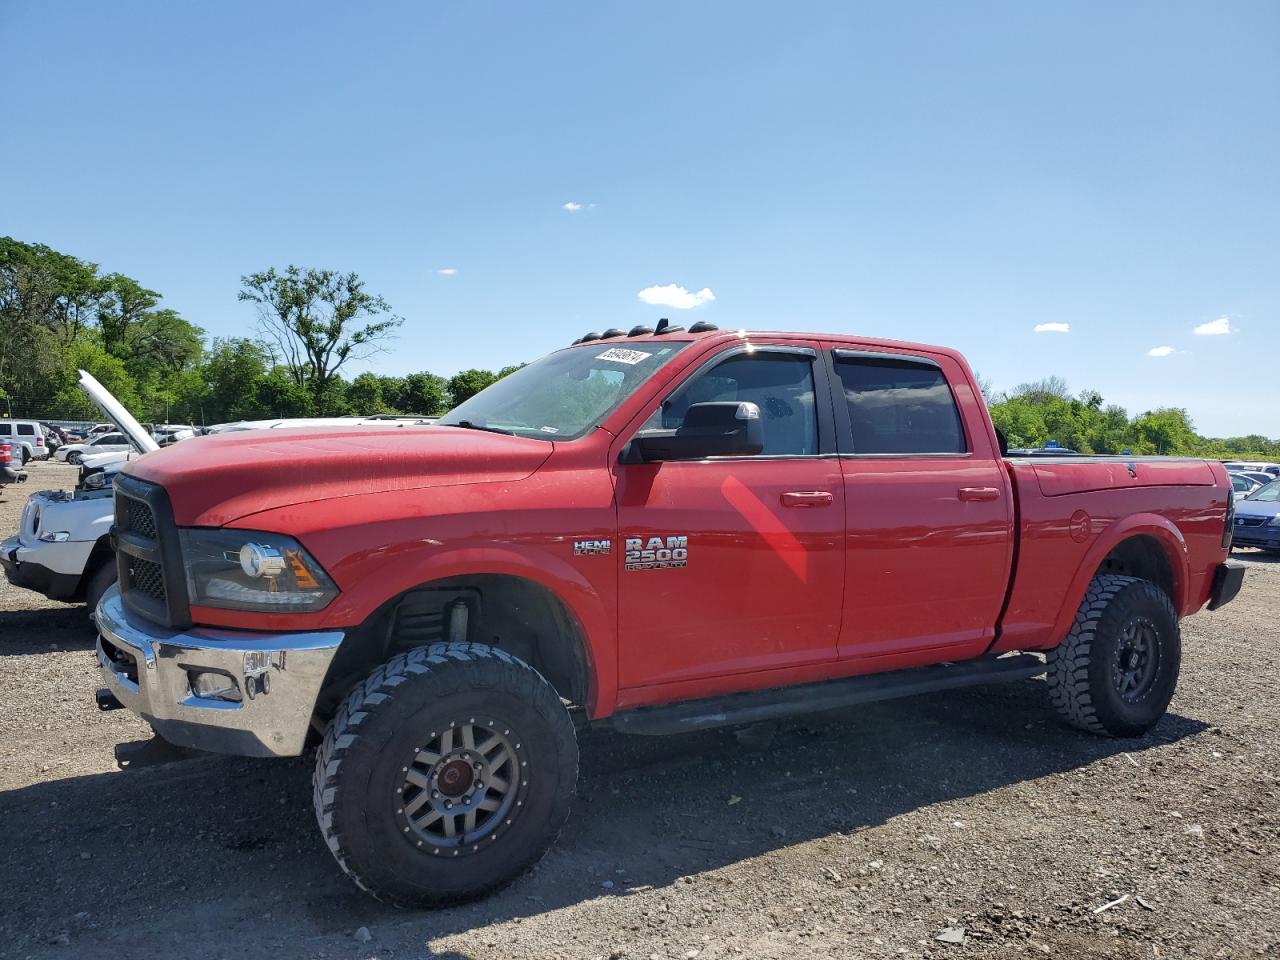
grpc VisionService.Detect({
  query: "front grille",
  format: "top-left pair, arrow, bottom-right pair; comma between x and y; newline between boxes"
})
122,499 -> 157,538
1237,517 -> 1266,528
113,475 -> 188,627
127,557 -> 166,601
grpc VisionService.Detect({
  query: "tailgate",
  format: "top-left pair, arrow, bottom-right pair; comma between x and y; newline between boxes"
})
1027,458 -> 1217,497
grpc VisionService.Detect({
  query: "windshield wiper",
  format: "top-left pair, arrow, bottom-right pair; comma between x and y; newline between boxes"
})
445,419 -> 517,436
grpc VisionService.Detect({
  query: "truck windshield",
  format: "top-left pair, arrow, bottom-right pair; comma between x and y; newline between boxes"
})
438,341 -> 690,440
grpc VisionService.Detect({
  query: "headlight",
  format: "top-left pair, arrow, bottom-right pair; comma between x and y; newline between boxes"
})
178,528 -> 338,612
82,471 -> 114,491
39,531 -> 71,542
1266,516 -> 1280,527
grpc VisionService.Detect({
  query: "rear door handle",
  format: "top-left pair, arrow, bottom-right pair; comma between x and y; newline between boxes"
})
780,491 -> 834,507
958,486 -> 1000,502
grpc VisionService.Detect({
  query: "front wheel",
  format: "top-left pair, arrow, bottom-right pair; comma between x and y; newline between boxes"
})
313,642 -> 578,906
85,559 -> 117,614
66,452 -> 82,465
1047,575 -> 1180,737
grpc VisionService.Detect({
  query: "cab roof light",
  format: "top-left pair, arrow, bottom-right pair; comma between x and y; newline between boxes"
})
600,328 -> 626,339
653,317 -> 685,335
580,331 -> 603,342
627,324 -> 654,337
688,320 -> 719,333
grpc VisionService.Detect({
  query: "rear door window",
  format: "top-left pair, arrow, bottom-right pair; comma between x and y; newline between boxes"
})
17,423 -> 34,436
834,353 -> 966,455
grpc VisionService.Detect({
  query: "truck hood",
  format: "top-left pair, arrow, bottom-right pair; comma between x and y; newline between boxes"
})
123,425 -> 556,526
77,370 -> 160,454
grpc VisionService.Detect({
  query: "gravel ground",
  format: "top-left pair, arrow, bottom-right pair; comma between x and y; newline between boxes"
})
1,459 -> 1277,959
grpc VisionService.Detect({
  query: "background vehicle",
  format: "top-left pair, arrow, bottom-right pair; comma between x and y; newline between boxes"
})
55,430 -> 133,464
2,374 -> 159,609
152,425 -> 196,446
1222,460 -> 1280,477
1229,472 -> 1263,499
1233,470 -> 1275,489
0,420 -> 49,463
1,442 -> 26,485
1230,480 -> 1280,553
204,415 -> 436,434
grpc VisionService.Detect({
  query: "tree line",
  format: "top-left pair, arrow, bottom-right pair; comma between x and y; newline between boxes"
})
984,376 -> 1278,459
2,236 -> 1277,456
0,237 -> 519,425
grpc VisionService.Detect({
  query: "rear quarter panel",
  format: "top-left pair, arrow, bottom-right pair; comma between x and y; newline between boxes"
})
991,458 -> 1230,653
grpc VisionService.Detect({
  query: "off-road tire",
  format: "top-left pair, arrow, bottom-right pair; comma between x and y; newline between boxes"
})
312,642 -> 578,907
84,560 -> 117,614
1047,575 -> 1180,737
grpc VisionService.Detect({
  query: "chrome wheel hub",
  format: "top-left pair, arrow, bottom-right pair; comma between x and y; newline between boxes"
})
396,717 -> 524,854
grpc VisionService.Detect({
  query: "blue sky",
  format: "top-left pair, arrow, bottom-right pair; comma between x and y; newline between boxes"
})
2,1 -> 1277,436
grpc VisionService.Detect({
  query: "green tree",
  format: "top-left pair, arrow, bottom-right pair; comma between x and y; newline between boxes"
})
447,368 -> 498,407
238,266 -> 402,400
347,372 -> 389,414
395,372 -> 448,415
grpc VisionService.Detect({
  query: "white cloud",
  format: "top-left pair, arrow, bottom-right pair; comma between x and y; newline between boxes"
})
1033,322 -> 1070,334
637,283 -> 716,310
1193,315 -> 1232,336
1147,345 -> 1175,357
437,268 -> 457,276
562,201 -> 584,211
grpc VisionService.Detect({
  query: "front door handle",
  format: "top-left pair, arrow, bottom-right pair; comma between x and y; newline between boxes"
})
780,491 -> 834,508
958,486 -> 1000,502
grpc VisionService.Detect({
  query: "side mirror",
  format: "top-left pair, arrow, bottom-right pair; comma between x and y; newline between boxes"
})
628,401 -> 764,462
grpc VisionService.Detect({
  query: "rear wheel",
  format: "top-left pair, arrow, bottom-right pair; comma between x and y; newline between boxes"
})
313,642 -> 577,906
1047,575 -> 1180,737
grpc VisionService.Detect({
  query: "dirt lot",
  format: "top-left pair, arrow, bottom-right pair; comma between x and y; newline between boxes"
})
0,459 -> 1277,959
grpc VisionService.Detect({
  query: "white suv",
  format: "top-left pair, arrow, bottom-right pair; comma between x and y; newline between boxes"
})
0,420 -> 50,463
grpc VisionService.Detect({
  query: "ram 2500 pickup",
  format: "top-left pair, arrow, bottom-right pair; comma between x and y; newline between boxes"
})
92,322 -> 1243,906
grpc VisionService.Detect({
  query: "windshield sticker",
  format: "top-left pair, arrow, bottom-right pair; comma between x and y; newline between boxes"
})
595,347 -> 651,365
539,425 -> 559,434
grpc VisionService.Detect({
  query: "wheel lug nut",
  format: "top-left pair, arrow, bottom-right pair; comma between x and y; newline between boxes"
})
445,800 -> 453,809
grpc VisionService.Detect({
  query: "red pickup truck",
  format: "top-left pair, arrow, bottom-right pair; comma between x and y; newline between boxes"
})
93,323 -> 1243,906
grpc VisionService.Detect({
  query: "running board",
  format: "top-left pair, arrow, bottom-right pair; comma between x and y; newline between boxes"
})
609,654 -> 1046,736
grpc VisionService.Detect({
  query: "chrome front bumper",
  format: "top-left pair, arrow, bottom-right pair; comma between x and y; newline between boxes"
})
94,585 -> 343,758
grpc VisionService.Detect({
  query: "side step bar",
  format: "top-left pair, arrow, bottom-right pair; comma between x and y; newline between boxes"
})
610,653 -> 1046,736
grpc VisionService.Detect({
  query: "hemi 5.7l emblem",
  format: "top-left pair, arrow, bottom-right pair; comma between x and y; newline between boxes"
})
625,535 -> 689,571
574,539 -> 612,556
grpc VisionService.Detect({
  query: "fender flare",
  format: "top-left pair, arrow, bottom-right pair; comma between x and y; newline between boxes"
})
342,545 -> 614,717
1049,513 -> 1190,643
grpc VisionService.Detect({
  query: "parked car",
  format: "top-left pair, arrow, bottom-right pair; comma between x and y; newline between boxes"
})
1006,446 -> 1082,456
1230,480 -> 1280,553
1234,470 -> 1275,489
1,442 -> 27,485
152,425 -> 196,446
91,325 -> 1243,907
1222,460 -> 1280,478
0,420 -> 50,463
40,421 -> 69,445
1228,472 -> 1263,499
54,430 -> 135,464
2,373 -> 159,610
